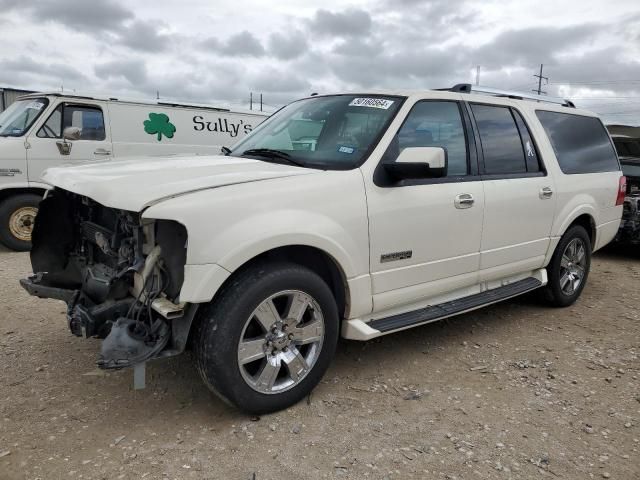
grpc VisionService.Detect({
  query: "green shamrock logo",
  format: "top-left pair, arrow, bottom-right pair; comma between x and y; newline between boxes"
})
143,113 -> 176,141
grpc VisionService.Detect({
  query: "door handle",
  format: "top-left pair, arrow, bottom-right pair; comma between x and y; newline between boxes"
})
455,193 -> 475,209
56,140 -> 72,156
94,148 -> 111,156
540,187 -> 553,199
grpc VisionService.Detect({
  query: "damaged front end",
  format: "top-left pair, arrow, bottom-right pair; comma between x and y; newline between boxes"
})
616,168 -> 640,245
20,189 -> 192,376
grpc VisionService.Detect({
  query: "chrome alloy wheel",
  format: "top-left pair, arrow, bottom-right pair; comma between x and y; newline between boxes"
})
9,206 -> 38,242
559,238 -> 587,296
237,290 -> 325,394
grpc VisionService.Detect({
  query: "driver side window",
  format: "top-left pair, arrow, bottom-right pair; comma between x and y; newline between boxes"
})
395,101 -> 469,176
36,104 -> 106,141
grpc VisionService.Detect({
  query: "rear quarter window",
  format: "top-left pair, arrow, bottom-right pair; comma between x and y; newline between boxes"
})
535,110 -> 619,174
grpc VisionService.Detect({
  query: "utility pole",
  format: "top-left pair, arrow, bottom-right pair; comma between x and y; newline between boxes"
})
533,64 -> 548,95
475,65 -> 480,86
250,92 -> 253,110
156,90 -> 160,100
260,93 -> 263,112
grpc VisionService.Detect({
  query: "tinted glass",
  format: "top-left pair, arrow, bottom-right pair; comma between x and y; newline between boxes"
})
614,138 -> 640,158
471,104 -> 527,174
396,101 -> 468,176
513,110 -> 541,172
37,105 -> 62,138
536,111 -> 619,174
622,162 -> 640,178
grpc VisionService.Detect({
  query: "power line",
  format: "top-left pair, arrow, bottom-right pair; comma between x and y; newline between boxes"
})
567,96 -> 640,99
533,64 -> 548,95
550,80 -> 640,85
600,112 -> 640,115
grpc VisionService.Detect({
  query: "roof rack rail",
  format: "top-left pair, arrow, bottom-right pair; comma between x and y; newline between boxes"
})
442,83 -> 575,108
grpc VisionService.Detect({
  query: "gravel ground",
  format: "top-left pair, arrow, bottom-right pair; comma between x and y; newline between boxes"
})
0,243 -> 639,480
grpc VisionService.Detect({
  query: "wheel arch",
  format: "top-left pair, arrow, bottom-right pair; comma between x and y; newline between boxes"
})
545,210 -> 597,266
226,244 -> 349,319
566,213 -> 596,249
554,203 -> 598,246
185,244 -> 350,350
0,186 -> 47,203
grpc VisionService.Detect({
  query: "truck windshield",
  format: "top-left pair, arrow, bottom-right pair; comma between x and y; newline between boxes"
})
0,98 -> 49,137
230,94 -> 404,169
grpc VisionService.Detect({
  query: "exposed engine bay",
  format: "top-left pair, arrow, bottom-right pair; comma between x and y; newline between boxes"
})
617,162 -> 640,245
20,189 -> 190,372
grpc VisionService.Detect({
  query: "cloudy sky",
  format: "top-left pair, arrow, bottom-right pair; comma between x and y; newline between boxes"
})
1,0 -> 639,124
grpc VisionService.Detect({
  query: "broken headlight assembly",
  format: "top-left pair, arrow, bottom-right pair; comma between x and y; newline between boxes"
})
20,189 -> 189,377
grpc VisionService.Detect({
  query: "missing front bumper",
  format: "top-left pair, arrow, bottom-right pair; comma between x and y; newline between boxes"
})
20,274 -> 177,373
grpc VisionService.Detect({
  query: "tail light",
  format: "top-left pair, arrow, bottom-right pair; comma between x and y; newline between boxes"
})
616,176 -> 627,206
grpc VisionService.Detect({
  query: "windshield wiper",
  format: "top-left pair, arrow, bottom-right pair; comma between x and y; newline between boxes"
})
241,148 -> 306,168
221,146 -> 232,156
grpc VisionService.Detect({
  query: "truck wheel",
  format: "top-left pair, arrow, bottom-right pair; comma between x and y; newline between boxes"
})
0,194 -> 42,251
542,225 -> 592,307
193,261 -> 339,414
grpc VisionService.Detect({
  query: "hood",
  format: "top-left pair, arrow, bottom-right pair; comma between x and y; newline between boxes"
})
42,155 -> 316,211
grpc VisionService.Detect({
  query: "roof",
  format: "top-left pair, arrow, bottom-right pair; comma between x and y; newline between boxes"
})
15,91 -> 269,116
303,87 -> 596,117
0,86 -> 36,93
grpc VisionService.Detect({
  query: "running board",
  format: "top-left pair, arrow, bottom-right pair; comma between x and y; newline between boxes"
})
368,277 -> 542,333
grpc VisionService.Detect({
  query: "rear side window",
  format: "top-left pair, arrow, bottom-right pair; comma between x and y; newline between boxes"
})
536,111 -> 619,174
513,110 -> 541,173
470,104 -> 527,174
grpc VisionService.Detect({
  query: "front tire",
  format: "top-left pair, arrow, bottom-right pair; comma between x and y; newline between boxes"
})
193,261 -> 339,414
0,194 -> 42,251
542,225 -> 592,307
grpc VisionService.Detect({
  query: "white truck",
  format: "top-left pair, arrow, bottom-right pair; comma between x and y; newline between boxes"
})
0,92 -> 268,250
21,85 -> 624,414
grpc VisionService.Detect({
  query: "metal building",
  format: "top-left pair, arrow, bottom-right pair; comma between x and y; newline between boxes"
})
0,87 -> 37,113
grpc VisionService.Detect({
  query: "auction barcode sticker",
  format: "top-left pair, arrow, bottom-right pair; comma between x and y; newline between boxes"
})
349,98 -> 394,109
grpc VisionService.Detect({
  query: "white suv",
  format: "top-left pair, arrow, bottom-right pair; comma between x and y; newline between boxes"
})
21,84 -> 624,413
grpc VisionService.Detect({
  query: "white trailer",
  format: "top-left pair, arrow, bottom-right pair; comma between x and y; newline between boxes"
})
0,92 -> 269,250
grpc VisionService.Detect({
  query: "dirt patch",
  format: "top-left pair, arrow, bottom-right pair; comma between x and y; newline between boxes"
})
0,243 -> 638,479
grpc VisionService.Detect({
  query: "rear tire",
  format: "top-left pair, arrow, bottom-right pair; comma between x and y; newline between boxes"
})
0,194 -> 42,251
193,261 -> 339,414
542,225 -> 592,307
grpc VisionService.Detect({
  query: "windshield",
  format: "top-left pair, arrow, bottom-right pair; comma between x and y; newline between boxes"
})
230,94 -> 404,169
0,98 -> 49,137
614,138 -> 640,159
621,161 -> 640,179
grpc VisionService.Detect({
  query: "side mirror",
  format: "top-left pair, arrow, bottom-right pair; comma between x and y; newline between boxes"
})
62,126 -> 81,141
384,146 -> 448,180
